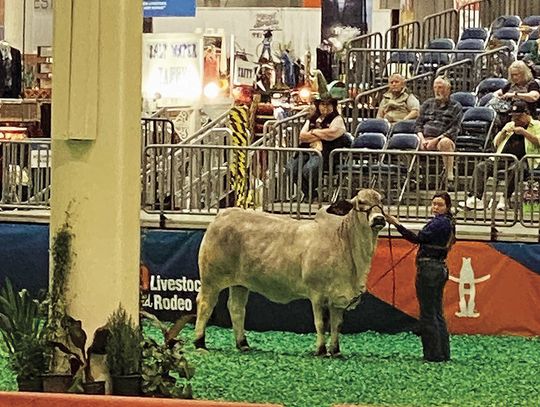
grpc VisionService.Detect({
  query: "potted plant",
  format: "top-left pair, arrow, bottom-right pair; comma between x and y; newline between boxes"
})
41,212 -> 75,392
106,305 -> 143,396
50,316 -> 109,394
0,278 -> 48,391
141,311 -> 195,398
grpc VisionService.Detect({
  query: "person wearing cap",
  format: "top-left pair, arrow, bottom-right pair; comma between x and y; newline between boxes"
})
460,100 -> 540,211
286,96 -> 347,201
415,76 -> 463,185
377,74 -> 420,124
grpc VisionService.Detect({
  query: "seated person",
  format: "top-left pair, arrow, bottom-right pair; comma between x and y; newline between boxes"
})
286,96 -> 348,200
377,73 -> 420,124
415,76 -> 463,183
493,60 -> 540,118
459,101 -> 540,210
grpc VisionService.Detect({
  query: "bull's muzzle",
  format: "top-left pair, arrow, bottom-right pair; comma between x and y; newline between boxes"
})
370,214 -> 386,230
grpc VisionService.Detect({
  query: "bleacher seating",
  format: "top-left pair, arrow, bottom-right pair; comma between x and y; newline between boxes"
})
456,38 -> 485,61
451,92 -> 477,112
475,77 -> 509,100
492,27 -> 521,43
477,92 -> 495,106
492,15 -> 522,29
460,27 -> 489,43
456,107 -> 497,152
417,38 -> 454,73
529,28 -> 540,40
354,118 -> 391,138
390,119 -> 417,136
386,51 -> 418,77
522,15 -> 540,27
351,133 -> 386,149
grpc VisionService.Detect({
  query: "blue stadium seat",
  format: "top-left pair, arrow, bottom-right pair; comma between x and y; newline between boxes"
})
523,15 -> 540,27
477,92 -> 495,106
529,28 -> 540,40
456,107 -> 496,152
390,119 -> 417,136
451,92 -> 477,112
371,133 -> 420,203
492,15 -> 522,29
352,132 -> 386,149
417,39 -> 454,72
427,38 -> 455,49
354,118 -> 391,138
386,133 -> 420,151
492,27 -> 521,42
455,39 -> 485,61
475,78 -> 509,100
460,27 -> 489,42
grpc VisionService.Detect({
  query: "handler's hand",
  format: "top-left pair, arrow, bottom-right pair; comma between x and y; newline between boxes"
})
385,214 -> 400,226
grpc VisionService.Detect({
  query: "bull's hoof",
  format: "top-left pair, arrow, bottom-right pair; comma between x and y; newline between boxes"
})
314,344 -> 327,356
236,338 -> 250,352
329,344 -> 342,358
194,335 -> 207,350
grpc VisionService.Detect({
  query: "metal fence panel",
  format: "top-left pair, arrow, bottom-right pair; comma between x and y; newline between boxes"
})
0,140 -> 52,209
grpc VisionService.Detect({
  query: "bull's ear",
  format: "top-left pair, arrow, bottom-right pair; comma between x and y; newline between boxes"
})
326,200 -> 353,216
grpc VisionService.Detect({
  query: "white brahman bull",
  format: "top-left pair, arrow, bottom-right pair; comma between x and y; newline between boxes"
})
194,189 -> 386,356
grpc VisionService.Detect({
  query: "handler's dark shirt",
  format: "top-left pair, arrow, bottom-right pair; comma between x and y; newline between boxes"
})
395,214 -> 454,260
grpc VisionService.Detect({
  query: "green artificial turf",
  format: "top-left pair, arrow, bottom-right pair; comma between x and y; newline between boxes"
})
1,324 -> 539,407
157,325 -> 539,407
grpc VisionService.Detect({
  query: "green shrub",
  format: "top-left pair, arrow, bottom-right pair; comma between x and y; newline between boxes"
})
106,305 -> 142,376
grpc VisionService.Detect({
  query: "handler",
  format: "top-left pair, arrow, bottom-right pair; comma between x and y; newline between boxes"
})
385,192 -> 456,362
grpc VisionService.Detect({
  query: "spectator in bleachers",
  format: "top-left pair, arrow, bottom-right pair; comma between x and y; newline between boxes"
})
286,96 -> 348,200
376,74 -> 420,124
459,101 -> 540,211
415,76 -> 463,184
493,60 -> 540,117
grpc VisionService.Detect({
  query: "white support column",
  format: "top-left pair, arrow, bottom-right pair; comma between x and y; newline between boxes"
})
51,0 -> 142,337
3,0 -> 24,50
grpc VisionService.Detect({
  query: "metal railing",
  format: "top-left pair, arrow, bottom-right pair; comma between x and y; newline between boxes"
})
422,9 -> 460,48
261,110 -> 309,148
0,139 -> 51,209
458,0 -> 540,31
385,21 -> 422,50
142,143 -> 323,219
1,138 -> 538,231
345,47 -> 507,94
329,149 -> 524,227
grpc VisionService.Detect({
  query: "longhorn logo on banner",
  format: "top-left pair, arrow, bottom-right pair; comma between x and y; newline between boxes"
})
449,257 -> 491,318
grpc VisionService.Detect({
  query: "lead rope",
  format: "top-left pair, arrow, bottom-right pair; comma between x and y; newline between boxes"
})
388,224 -> 396,306
370,208 -> 418,305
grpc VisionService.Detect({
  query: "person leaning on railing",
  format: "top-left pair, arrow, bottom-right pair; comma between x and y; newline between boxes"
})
459,100 -> 540,211
377,73 -> 420,124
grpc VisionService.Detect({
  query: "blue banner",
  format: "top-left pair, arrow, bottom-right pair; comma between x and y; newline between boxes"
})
143,0 -> 196,17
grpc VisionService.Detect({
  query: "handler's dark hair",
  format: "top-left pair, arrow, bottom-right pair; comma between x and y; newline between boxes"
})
433,191 -> 456,248
432,191 -> 452,211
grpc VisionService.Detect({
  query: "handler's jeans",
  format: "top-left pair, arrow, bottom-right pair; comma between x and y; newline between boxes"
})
415,258 -> 450,362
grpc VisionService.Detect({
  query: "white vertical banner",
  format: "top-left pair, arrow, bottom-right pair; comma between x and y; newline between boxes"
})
142,33 -> 204,108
